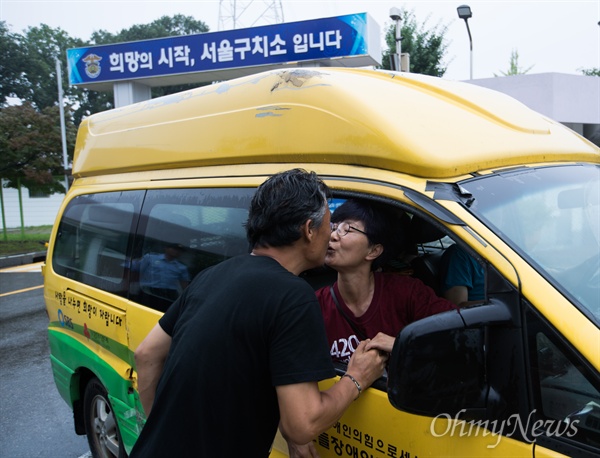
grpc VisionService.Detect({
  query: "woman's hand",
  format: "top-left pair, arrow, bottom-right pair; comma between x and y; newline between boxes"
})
364,332 -> 394,354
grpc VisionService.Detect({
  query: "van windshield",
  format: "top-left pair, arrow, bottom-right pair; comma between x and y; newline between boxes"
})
460,164 -> 599,324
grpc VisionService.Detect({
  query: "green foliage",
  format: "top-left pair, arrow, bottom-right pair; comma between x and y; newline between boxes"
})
0,102 -> 76,193
90,14 -> 208,43
1,21 -> 87,122
0,225 -> 52,255
381,8 -> 449,77
89,14 -> 210,99
0,15 -> 210,194
580,68 -> 600,77
18,25 -> 84,110
495,49 -> 533,76
0,22 -> 27,105
1,15 -> 210,121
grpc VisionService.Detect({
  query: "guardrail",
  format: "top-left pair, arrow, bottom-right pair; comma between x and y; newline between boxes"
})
0,251 -> 47,269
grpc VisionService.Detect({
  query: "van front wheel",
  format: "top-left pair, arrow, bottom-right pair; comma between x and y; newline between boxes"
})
83,377 -> 127,458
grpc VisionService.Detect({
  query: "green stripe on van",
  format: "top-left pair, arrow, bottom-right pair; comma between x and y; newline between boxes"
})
48,320 -> 132,363
48,328 -> 142,452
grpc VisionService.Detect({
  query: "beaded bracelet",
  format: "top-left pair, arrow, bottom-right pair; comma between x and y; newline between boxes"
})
342,373 -> 362,399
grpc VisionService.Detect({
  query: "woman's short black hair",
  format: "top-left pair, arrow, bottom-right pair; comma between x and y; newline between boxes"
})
246,169 -> 331,248
332,198 -> 407,270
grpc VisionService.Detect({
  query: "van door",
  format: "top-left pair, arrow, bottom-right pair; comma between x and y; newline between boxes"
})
525,305 -> 600,457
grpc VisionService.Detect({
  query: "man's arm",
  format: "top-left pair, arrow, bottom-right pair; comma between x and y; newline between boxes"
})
276,340 -> 386,445
134,323 -> 172,417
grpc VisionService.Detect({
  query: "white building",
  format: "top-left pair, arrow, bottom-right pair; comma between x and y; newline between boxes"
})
467,73 -> 600,146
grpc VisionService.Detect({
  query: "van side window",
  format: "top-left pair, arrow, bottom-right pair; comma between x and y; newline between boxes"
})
130,188 -> 253,311
52,191 -> 144,297
527,308 -> 600,451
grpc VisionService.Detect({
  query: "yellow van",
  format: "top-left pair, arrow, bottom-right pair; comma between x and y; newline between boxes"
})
44,68 -> 600,457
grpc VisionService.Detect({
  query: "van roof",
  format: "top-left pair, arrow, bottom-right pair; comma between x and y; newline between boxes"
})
72,68 -> 599,179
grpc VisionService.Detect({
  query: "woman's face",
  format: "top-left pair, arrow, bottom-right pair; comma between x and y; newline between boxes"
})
325,219 -> 374,271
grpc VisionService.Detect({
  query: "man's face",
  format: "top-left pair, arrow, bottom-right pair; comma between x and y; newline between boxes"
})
312,204 -> 332,267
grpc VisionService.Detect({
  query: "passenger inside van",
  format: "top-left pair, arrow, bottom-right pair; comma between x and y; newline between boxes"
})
316,199 -> 457,362
441,244 -> 485,307
131,243 -> 190,308
407,215 -> 486,308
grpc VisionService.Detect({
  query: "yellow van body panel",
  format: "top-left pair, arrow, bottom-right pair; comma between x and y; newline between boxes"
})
270,378 -> 534,457
72,68 -> 598,180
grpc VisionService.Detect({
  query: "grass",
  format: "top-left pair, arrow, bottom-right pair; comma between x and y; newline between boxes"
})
0,225 -> 52,256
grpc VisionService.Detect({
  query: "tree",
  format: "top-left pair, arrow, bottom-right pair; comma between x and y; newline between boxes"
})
381,8 -> 449,76
0,21 -> 28,105
494,49 -> 533,76
0,103 -> 76,194
1,22 -> 85,194
89,14 -> 210,100
90,14 -> 209,43
1,22 -> 90,123
2,15 -> 210,123
580,67 -> 600,77
19,25 -> 85,110
0,15 -> 210,195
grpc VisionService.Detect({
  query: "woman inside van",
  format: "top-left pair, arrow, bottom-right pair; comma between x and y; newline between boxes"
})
317,199 -> 457,362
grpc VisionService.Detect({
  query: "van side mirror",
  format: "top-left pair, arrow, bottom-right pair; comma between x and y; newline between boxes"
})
388,304 -> 512,421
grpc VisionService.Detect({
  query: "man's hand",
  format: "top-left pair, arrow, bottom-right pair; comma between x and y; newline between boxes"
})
276,342 -> 387,445
345,339 -> 387,392
287,441 -> 320,458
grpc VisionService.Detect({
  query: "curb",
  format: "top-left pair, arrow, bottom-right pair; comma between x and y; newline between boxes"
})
0,251 -> 47,269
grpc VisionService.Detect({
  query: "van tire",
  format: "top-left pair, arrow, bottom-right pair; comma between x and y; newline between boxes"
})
83,377 -> 127,458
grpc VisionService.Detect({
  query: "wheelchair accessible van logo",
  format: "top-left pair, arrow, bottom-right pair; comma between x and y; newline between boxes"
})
430,409 -> 580,449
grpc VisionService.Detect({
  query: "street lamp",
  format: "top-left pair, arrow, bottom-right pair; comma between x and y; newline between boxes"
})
390,7 -> 402,71
55,57 -> 69,192
457,5 -> 473,79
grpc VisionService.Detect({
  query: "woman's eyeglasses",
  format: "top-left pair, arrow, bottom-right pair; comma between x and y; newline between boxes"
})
330,221 -> 367,238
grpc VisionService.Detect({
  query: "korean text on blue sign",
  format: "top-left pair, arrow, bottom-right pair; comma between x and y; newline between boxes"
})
67,13 -> 377,85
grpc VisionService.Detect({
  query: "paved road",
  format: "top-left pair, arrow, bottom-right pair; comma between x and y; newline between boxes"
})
0,263 -> 91,457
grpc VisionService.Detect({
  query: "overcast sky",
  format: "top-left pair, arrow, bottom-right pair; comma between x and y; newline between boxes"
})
1,0 -> 599,81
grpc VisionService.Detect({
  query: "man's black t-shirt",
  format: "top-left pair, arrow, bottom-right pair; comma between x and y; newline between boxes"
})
130,254 -> 335,457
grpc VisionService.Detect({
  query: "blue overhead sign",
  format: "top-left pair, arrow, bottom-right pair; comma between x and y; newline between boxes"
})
67,13 -> 380,88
